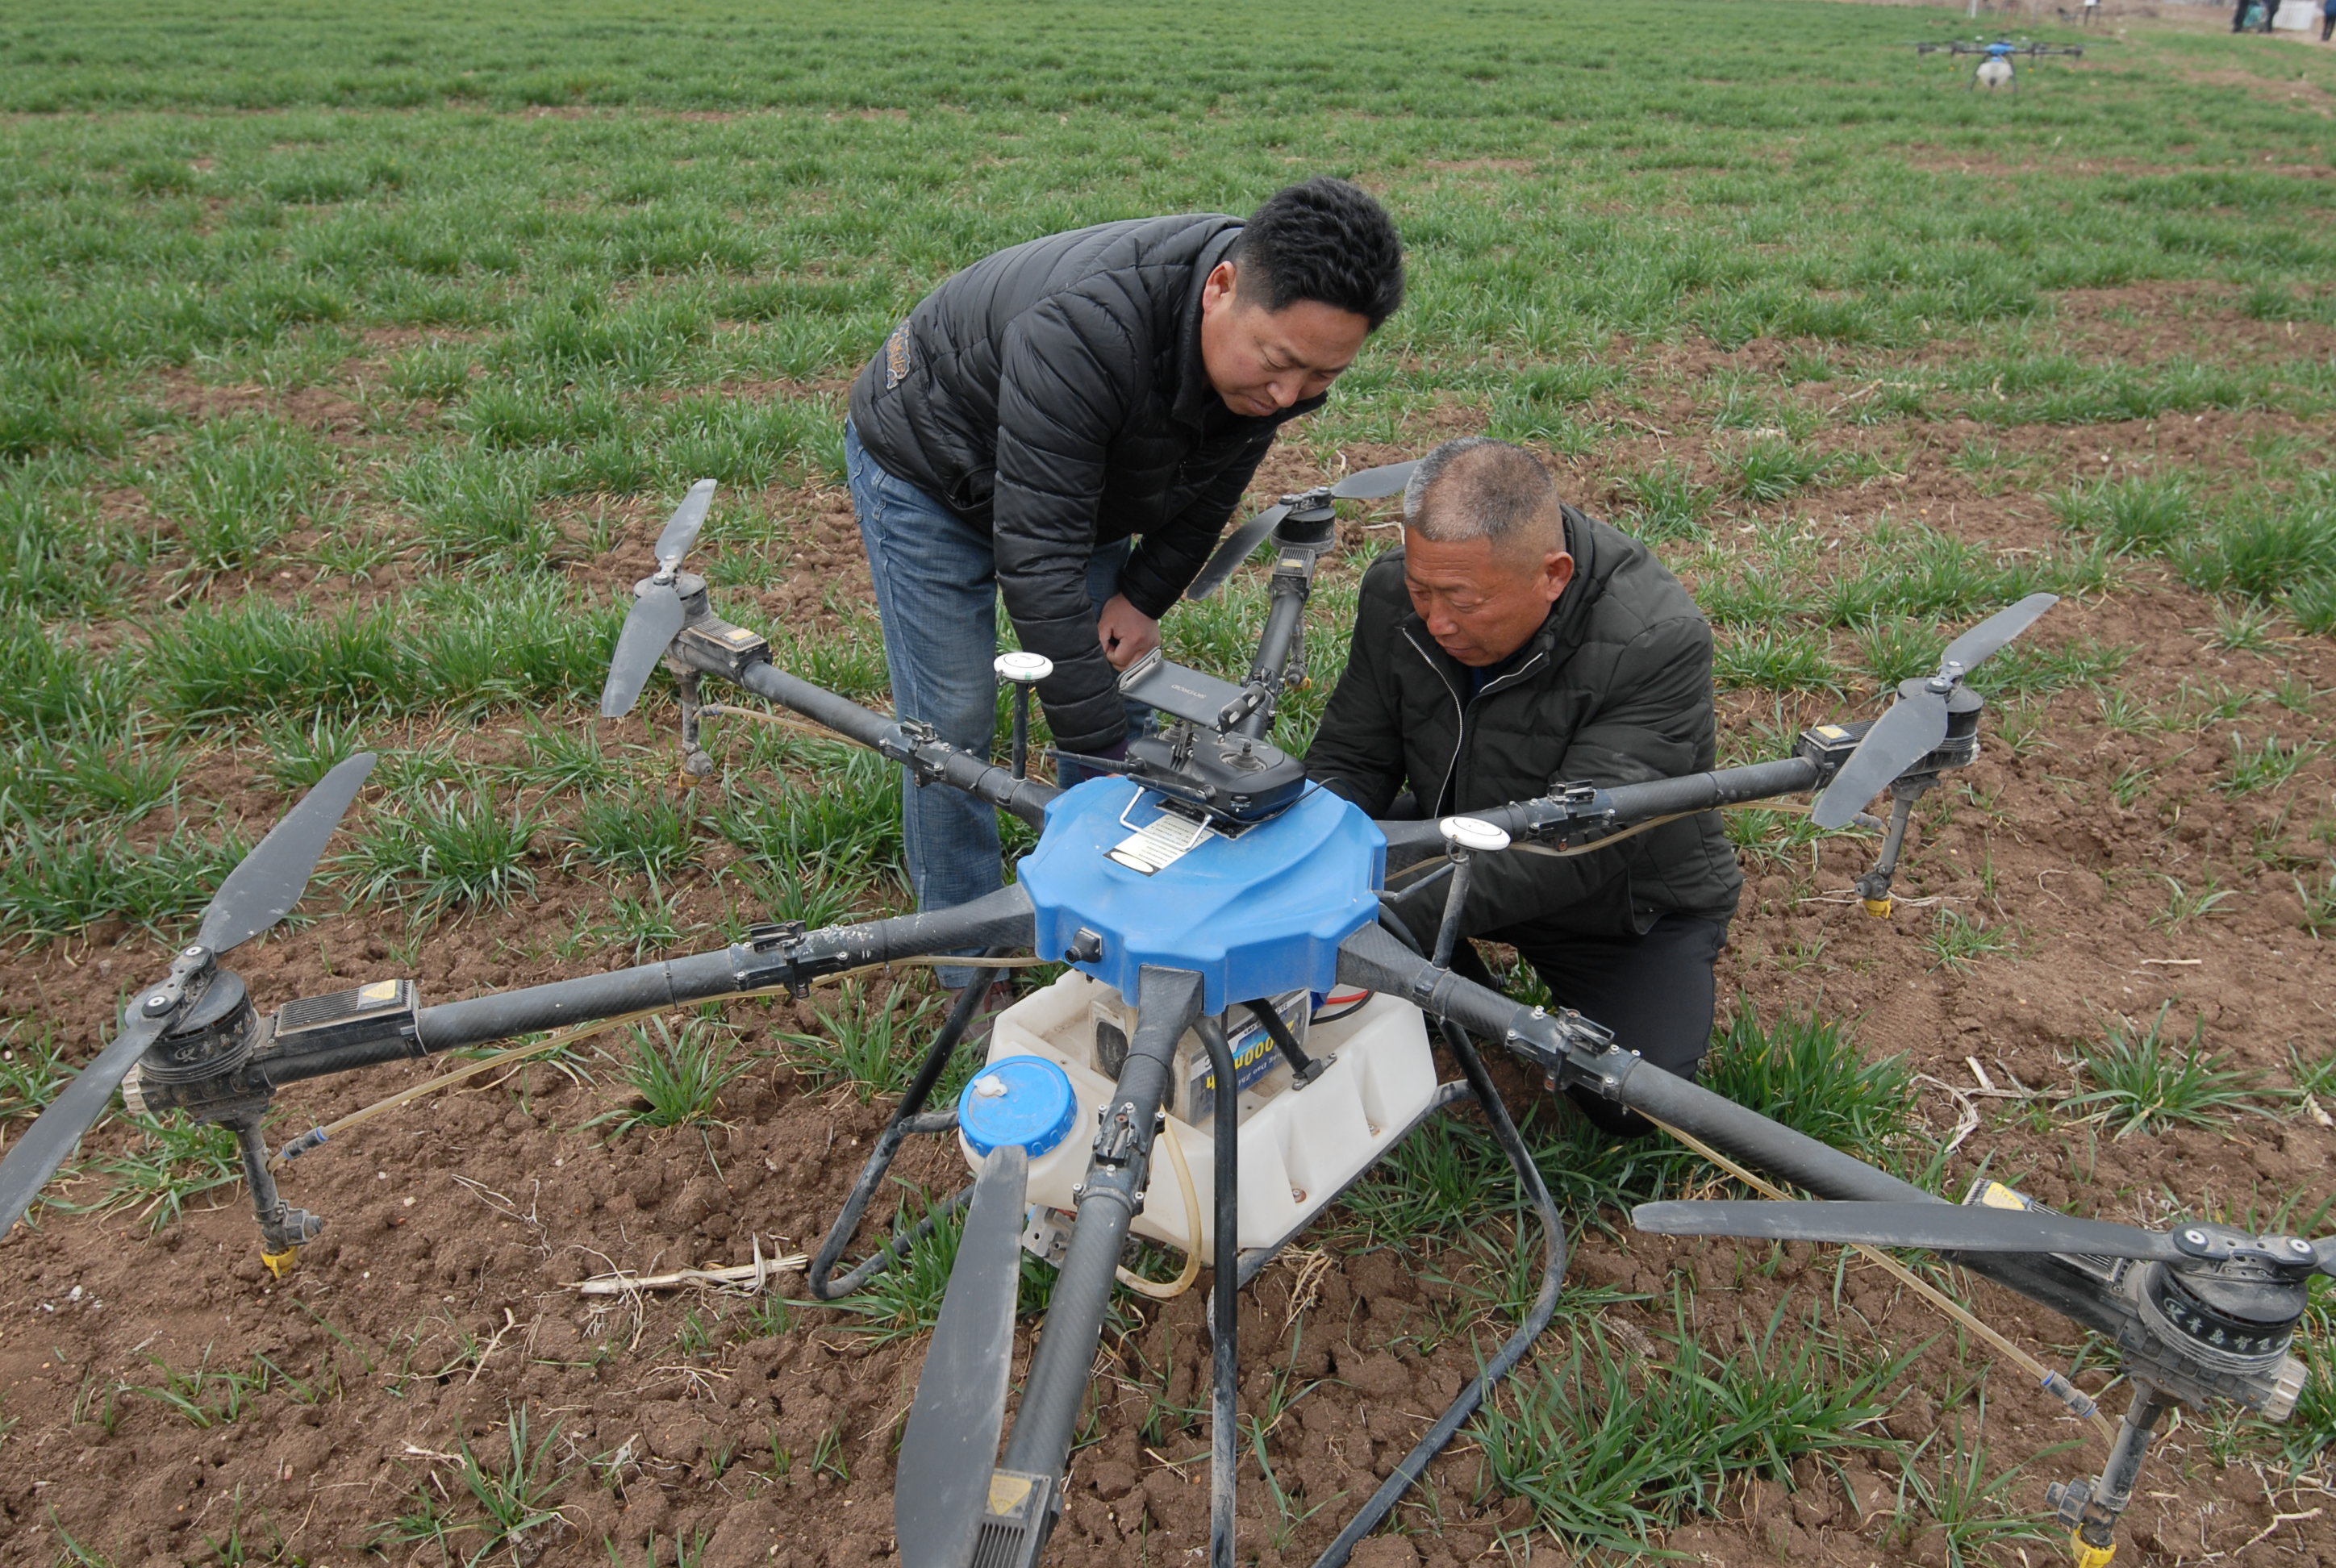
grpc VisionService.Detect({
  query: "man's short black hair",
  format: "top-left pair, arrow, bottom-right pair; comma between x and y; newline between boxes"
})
1233,177 -> 1405,331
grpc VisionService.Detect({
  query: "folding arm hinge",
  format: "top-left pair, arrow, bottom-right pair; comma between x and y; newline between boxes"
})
1500,1006 -> 1626,1097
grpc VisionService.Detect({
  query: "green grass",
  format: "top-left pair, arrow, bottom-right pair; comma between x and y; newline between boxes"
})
2,0 -> 2334,1550
371,1406 -> 569,1566
338,787 -> 540,919
588,1017 -> 747,1133
1475,1305 -> 1914,1553
56,1113 -> 247,1230
2063,1005 -> 2271,1138
777,981 -> 948,1103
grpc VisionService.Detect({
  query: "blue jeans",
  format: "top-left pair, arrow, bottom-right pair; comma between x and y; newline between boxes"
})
846,422 -> 1137,978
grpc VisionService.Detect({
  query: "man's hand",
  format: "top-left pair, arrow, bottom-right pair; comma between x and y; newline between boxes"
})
1095,594 -> 1162,671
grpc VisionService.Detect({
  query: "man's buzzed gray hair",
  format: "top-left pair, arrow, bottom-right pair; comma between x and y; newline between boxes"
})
1402,436 -> 1562,552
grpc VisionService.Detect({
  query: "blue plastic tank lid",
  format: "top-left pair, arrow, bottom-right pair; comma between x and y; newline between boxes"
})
958,1054 -> 1078,1159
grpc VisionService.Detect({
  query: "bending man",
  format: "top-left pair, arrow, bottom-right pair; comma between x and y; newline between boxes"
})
846,179 -> 1405,953
1305,437 -> 1742,1133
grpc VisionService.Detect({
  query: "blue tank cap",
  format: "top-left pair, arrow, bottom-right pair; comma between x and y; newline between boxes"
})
957,1055 -> 1078,1158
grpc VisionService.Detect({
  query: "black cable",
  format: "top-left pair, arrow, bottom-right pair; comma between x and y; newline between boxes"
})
1194,1015 -> 1243,1568
804,951 -> 1003,1301
1312,915 -> 1569,1568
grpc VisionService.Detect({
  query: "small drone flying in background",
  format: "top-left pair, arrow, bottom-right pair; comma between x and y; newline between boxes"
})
1916,37 -> 2087,90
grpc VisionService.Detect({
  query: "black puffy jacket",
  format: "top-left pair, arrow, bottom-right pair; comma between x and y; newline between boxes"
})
1305,510 -> 1743,942
849,215 -> 1324,754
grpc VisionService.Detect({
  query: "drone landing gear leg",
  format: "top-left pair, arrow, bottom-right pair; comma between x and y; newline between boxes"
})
1854,777 -> 1933,916
674,669 -> 715,784
2049,1384 -> 2176,1568
1192,1016 -> 1242,1568
803,955 -> 1004,1301
989,969 -> 1208,1562
1295,910 -> 1567,1568
227,1114 -> 321,1279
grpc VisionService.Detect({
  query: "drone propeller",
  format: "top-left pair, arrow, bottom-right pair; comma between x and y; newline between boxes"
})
1809,592 -> 2057,828
895,1141 -> 1030,1568
1635,1199 -> 2336,1278
1187,503 -> 1294,603
1332,458 -> 1420,501
599,479 -> 719,718
0,751 -> 378,1238
1186,458 -> 1420,601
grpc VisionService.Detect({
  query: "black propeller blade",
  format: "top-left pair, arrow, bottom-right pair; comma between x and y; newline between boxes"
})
0,751 -> 378,1238
1187,503 -> 1291,602
600,479 -> 719,717
1329,458 -> 1418,501
1633,1199 -> 2192,1261
896,1141 -> 1030,1568
1186,459 -> 1420,602
1810,592 -> 2057,828
198,750 -> 379,955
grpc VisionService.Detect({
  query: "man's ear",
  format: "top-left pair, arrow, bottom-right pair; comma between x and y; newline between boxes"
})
1202,260 -> 1239,315
1541,551 -> 1575,604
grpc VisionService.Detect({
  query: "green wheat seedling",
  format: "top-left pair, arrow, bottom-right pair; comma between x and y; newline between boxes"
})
1712,627 -> 1841,694
1965,638 -> 2131,700
1703,1002 -> 1917,1169
2285,575 -> 2336,637
2293,865 -> 2336,937
373,1406 -> 569,1566
588,1017 -> 745,1134
2189,499 -> 2336,603
0,821 -> 246,940
2205,600 -> 2284,656
830,1186 -> 984,1344
340,788 -> 540,919
508,721 -> 626,794
0,1022 -> 69,1126
69,1112 -> 247,1230
395,445 -> 564,571
2052,472 -> 2198,557
778,980 -> 946,1103
2152,874 -> 2234,931
1855,619 -> 1949,688
1473,1307 -> 1908,1554
2063,1006 -> 2271,1138
1696,571 -> 1809,628
561,789 -> 699,882
258,712 -> 370,791
153,415 -> 334,576
1725,436 -> 1833,503
117,1349 -> 293,1429
1893,1401 -> 2070,1568
1924,910 -> 2014,972
1616,461 -> 1714,541
2221,732 -> 2319,795
1335,1114 -> 1515,1253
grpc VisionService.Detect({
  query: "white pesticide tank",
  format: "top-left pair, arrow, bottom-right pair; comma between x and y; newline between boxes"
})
965,970 -> 1436,1253
1975,56 -> 2015,88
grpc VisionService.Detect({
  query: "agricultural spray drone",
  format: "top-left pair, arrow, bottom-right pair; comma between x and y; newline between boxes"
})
0,474 -> 2323,1568
1915,37 -> 2086,90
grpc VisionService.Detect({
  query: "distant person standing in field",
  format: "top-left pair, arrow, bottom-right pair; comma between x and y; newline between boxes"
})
845,179 -> 1406,959
2323,0 -> 2334,42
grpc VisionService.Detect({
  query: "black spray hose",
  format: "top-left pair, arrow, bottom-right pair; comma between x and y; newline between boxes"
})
1193,1015 -> 1243,1568
805,952 -> 1004,1301
1309,916 -> 1570,1568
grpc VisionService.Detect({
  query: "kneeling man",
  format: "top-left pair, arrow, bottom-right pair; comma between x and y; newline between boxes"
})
1304,436 -> 1742,1133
